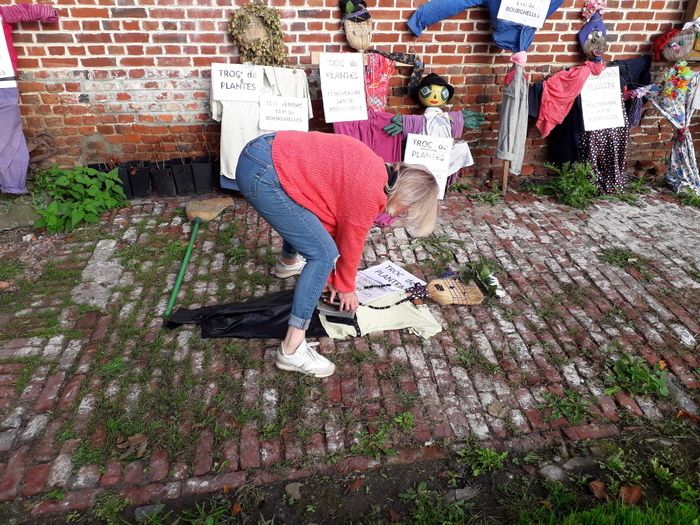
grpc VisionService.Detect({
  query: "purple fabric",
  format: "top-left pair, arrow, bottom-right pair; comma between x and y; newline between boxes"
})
0,87 -> 28,194
333,110 -> 402,162
402,110 -> 463,137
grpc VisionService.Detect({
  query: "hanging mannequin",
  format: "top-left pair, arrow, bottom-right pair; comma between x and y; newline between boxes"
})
382,73 -> 485,186
0,3 -> 59,195
632,24 -> 700,196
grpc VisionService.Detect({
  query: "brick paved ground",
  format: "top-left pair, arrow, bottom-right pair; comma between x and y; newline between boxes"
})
0,189 -> 698,519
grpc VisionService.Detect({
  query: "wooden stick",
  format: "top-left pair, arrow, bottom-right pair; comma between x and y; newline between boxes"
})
502,160 -> 509,196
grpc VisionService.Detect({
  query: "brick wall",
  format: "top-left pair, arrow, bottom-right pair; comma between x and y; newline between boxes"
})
2,0 -> 695,178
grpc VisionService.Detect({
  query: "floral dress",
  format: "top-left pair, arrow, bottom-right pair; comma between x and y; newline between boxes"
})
637,61 -> 700,196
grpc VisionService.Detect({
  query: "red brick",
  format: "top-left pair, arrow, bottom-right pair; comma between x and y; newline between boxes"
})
34,372 -> 66,412
0,445 -> 29,500
100,460 -> 122,487
21,463 -> 51,497
148,448 -> 169,482
193,429 -> 214,476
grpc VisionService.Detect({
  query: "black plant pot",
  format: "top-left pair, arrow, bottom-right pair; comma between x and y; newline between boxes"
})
117,161 -> 137,199
170,158 -> 195,195
151,165 -> 177,197
130,161 -> 152,198
192,156 -> 214,194
212,158 -> 221,190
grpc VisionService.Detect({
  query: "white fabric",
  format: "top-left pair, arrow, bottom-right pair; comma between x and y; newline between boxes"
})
319,291 -> 443,340
422,107 -> 473,172
211,66 -> 312,179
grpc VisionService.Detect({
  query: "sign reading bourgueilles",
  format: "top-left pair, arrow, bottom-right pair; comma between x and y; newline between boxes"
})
496,0 -> 549,29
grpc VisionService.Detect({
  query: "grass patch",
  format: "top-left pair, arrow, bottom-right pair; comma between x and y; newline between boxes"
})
401,482 -> 471,524
456,439 -> 508,477
0,260 -> 24,281
525,162 -> 599,209
598,247 -> 652,279
454,345 -> 502,374
411,233 -> 466,273
539,389 -> 591,424
677,190 -> 700,207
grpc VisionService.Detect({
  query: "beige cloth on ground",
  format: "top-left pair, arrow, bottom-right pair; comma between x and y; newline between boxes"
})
319,291 -> 442,340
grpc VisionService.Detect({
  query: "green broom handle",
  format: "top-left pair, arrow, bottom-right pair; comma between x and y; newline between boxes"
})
164,217 -> 201,317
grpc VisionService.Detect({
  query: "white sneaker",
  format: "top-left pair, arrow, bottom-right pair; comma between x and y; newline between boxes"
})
273,256 -> 306,278
276,341 -> 336,378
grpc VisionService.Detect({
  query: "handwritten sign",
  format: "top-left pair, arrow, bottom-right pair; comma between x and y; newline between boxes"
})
0,16 -> 17,89
319,52 -> 367,123
259,96 -> 309,131
356,261 -> 426,304
581,66 -> 624,131
211,63 -> 262,101
496,0 -> 549,29
403,134 -> 453,199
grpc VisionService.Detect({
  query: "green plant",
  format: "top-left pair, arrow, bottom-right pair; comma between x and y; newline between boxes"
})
604,353 -> 668,397
677,190 -> 700,207
93,491 -> 131,525
401,482 -> 470,524
0,260 -> 23,281
33,165 -> 126,233
540,390 -> 591,424
456,440 -> 508,477
393,411 -> 415,432
351,424 -> 396,460
532,162 -> 599,208
411,234 -> 465,271
599,247 -> 651,278
461,256 -> 504,297
467,189 -> 502,205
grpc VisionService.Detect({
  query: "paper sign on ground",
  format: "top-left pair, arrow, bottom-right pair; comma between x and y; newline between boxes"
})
211,63 -> 262,102
319,52 -> 367,123
356,261 -> 426,304
581,66 -> 624,131
259,96 -> 309,131
0,17 -> 17,89
403,134 -> 453,199
496,0 -> 549,29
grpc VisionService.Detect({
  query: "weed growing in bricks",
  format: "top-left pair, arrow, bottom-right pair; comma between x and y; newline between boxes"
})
396,390 -> 419,410
461,256 -> 505,298
604,353 -> 669,397
393,411 -> 415,432
539,389 -> 591,425
467,188 -> 503,206
598,447 -> 644,488
448,181 -> 472,193
352,423 -> 396,460
599,247 -> 653,279
454,345 -> 502,374
33,165 -> 127,233
225,245 -> 249,265
411,233 -> 466,272
528,162 -> 599,209
456,439 -> 508,477
7,356 -> 43,394
349,348 -> 376,364
0,259 -> 23,281
677,189 -> 700,207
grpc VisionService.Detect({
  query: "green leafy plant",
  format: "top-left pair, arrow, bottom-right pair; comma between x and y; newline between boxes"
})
461,256 -> 504,297
539,389 -> 591,424
351,424 -> 396,460
393,411 -> 415,432
456,440 -> 508,477
33,165 -> 126,233
531,162 -> 599,209
92,492 -> 131,525
599,247 -> 651,278
604,353 -> 668,397
411,233 -> 465,271
677,190 -> 700,207
400,482 -> 470,524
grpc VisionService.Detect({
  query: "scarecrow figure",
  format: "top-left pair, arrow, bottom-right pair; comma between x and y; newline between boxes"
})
531,1 -> 651,194
632,23 -> 700,196
0,3 -> 58,194
383,73 -> 485,186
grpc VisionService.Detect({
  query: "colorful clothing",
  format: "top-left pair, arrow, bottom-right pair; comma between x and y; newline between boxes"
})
638,67 -> 700,195
365,53 -> 395,112
333,110 -> 402,162
272,131 -> 387,292
407,0 -> 563,53
0,4 -> 58,74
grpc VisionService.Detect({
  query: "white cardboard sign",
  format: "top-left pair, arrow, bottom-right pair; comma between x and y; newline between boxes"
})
319,52 -> 367,123
496,0 -> 549,29
0,17 -> 18,89
259,96 -> 309,131
211,63 -> 262,101
403,134 -> 453,199
356,261 -> 426,304
581,67 -> 625,131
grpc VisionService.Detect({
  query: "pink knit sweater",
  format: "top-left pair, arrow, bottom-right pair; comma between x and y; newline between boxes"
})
272,131 -> 387,293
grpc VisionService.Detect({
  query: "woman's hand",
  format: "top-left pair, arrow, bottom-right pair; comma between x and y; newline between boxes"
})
326,284 -> 359,312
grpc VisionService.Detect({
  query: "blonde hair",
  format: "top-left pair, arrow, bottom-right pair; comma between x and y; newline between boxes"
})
385,163 -> 439,237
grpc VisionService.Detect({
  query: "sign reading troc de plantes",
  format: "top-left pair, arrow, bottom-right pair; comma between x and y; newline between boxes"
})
0,17 -> 18,89
496,0 -> 549,29
319,52 -> 368,123
581,66 -> 625,131
211,63 -> 262,101
403,134 -> 453,199
259,96 -> 309,131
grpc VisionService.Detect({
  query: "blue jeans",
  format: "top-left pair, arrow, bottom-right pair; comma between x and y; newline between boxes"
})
236,134 -> 339,330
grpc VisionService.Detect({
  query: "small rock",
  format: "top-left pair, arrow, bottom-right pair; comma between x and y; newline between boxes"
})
0,281 -> 11,290
445,485 -> 481,503
285,482 -> 303,501
539,464 -> 568,483
134,504 -> 165,522
487,400 -> 511,419
22,234 -> 35,242
563,456 -> 597,472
